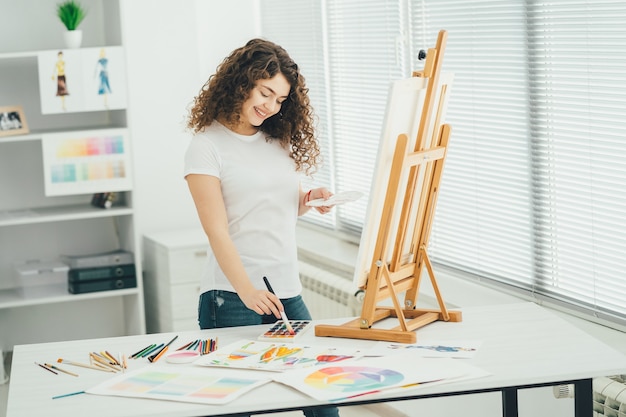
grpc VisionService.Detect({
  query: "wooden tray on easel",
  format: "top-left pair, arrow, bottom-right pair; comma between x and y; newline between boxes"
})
315,30 -> 461,343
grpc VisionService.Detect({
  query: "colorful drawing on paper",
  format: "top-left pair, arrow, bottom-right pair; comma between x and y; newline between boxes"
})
196,339 -> 362,372
271,353 -> 487,402
41,128 -> 133,196
87,367 -> 270,405
304,366 -> 404,392
258,320 -> 312,342
369,339 -> 482,359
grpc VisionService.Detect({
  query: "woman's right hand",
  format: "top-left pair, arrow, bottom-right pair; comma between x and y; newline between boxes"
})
239,287 -> 284,319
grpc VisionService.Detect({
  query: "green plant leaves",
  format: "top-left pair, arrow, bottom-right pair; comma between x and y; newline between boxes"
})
56,0 -> 87,31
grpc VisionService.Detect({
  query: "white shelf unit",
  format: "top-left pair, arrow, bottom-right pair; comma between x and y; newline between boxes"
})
0,0 -> 145,351
143,229 -> 209,334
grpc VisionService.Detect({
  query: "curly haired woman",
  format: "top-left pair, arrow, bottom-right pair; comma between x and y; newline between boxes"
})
184,38 -> 338,417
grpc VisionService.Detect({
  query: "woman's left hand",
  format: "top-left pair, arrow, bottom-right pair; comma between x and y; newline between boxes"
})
306,187 -> 334,214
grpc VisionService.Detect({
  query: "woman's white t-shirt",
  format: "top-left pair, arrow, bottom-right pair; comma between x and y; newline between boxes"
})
183,122 -> 302,297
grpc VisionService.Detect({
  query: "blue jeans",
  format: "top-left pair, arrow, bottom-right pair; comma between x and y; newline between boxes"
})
198,290 -> 340,417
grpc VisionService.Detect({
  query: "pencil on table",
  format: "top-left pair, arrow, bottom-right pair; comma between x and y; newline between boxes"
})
91,361 -> 116,373
148,346 -> 169,363
102,351 -> 120,366
140,343 -> 163,358
90,353 -> 119,372
52,390 -> 85,400
131,343 -> 155,358
176,340 -> 193,351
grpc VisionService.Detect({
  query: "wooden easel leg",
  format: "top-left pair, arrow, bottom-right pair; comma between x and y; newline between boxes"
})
420,248 -> 450,321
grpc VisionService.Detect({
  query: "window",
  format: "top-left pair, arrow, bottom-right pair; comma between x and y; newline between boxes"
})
260,0 -> 626,328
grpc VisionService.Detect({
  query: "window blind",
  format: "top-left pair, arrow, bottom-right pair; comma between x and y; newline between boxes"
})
260,0 -> 626,327
525,1 -> 626,321
412,1 -> 535,289
261,0 -> 406,234
260,0 -> 334,228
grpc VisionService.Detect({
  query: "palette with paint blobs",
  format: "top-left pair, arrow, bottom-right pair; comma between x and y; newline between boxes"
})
258,320 -> 312,342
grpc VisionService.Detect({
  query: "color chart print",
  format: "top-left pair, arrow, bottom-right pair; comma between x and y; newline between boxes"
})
87,367 -> 270,405
41,128 -> 133,196
304,366 -> 404,393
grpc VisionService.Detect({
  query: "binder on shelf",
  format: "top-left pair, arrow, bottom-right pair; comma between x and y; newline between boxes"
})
68,264 -> 135,282
68,276 -> 137,294
61,250 -> 134,269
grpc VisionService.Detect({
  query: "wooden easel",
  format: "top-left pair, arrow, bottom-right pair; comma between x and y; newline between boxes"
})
315,30 -> 461,343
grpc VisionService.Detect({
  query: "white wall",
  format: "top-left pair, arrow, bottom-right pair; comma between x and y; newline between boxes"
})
119,0 -> 260,239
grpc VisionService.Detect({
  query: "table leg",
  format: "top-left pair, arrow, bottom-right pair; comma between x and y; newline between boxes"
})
502,388 -> 519,417
574,379 -> 592,417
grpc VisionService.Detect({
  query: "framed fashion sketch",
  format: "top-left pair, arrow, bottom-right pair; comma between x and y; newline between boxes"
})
37,46 -> 127,114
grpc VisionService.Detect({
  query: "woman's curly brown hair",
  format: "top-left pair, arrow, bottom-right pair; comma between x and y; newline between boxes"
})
187,38 -> 320,175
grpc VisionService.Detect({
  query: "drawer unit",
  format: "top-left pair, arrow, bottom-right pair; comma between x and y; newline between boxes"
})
143,229 -> 208,333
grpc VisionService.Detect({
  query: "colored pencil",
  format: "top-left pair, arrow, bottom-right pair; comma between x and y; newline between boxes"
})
176,340 -> 195,351
131,343 -> 155,358
52,390 -> 85,400
148,335 -> 178,362
89,353 -> 119,372
148,345 -> 169,363
163,335 -> 179,349
104,350 -> 120,366
140,343 -> 163,358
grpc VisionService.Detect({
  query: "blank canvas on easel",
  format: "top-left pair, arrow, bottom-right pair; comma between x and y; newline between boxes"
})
315,30 -> 459,343
354,72 -> 454,291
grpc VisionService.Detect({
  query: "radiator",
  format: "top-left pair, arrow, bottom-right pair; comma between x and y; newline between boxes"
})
299,260 -> 364,320
593,376 -> 626,417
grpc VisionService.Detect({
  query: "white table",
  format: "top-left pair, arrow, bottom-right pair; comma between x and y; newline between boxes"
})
7,302 -> 626,417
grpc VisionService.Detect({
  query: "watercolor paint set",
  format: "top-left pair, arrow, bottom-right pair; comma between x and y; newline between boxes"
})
258,320 -> 312,342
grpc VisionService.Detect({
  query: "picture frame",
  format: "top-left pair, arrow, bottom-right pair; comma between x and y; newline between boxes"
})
0,105 -> 29,137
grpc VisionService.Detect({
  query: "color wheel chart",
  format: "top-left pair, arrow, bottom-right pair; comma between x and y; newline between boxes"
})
42,128 -> 133,196
304,366 -> 404,393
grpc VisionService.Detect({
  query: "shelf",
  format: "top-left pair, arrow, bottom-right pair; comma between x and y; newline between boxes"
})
0,51 -> 38,60
0,124 -> 129,144
0,46 -> 122,61
0,283 -> 141,309
0,204 -> 133,227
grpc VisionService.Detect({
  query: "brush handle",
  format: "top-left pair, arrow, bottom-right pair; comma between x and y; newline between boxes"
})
61,359 -> 111,372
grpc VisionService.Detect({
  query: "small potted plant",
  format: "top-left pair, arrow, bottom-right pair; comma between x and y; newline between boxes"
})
56,0 -> 87,48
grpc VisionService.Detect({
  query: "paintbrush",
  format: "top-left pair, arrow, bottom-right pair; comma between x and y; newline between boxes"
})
57,358 -> 114,372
